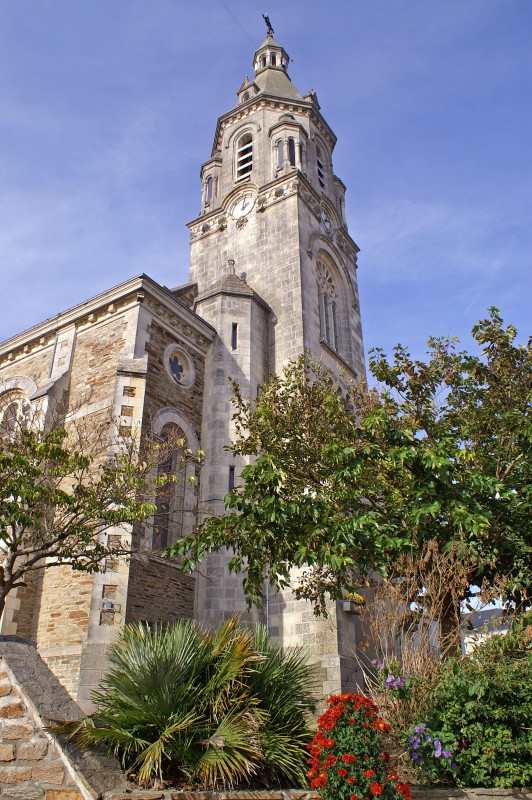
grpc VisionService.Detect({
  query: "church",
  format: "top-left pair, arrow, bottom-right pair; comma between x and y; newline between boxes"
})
0,29 -> 366,710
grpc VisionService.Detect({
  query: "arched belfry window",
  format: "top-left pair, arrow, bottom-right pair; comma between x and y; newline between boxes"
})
316,144 -> 325,188
317,257 -> 341,354
236,133 -> 253,182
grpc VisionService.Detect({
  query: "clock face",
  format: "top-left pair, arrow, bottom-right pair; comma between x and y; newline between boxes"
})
232,195 -> 255,219
321,211 -> 332,232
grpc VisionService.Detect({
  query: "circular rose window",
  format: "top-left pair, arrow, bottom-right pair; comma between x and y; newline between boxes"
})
165,345 -> 195,388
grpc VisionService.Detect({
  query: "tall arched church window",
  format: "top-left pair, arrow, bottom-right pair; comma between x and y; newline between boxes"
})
0,390 -> 31,436
317,259 -> 341,353
288,138 -> 296,167
153,423 -> 188,551
205,176 -> 213,205
236,133 -> 253,182
316,145 -> 325,188
276,139 -> 283,169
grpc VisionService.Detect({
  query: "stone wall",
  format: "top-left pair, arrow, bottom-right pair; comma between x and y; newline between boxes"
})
0,637 -> 128,800
125,554 -> 195,625
99,791 -> 532,800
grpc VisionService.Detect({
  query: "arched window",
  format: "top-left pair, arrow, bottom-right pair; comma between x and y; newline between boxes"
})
260,55 -> 267,68
316,145 -> 325,188
205,176 -> 213,205
317,258 -> 341,353
236,133 -> 253,182
288,138 -> 296,167
153,423 -> 188,551
276,139 -> 283,169
242,91 -> 250,103
271,54 -> 277,66
0,390 -> 31,436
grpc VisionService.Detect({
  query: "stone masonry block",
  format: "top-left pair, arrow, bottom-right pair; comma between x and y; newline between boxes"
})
3,786 -> 45,800
0,741 -> 15,760
0,764 -> 32,782
169,793 -> 210,800
32,762 -> 65,784
0,679 -> 12,696
0,698 -> 25,718
1,721 -> 34,738
17,737 -> 49,760
45,791 -> 84,800
106,794 -> 164,800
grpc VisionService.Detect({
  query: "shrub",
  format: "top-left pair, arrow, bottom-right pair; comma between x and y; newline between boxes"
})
406,622 -> 532,787
63,618 -> 316,789
307,693 -> 411,800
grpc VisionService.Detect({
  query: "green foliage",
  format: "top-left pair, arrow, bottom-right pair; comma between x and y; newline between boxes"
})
406,622 -> 532,787
169,310 -> 532,632
63,618 -> 316,790
307,693 -> 411,800
0,426 -> 161,615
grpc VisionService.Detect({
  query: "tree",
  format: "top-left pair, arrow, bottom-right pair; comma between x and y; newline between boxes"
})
169,310 -> 531,636
0,421 -> 187,619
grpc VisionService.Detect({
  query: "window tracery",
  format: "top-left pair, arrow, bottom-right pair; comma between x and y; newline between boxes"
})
153,423 -> 188,551
0,390 -> 31,436
317,258 -> 341,354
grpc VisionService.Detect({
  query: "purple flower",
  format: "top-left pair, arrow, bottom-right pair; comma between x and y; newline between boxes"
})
434,739 -> 442,758
411,752 -> 421,763
385,674 -> 395,689
425,735 -> 432,743
393,676 -> 406,688
443,749 -> 452,760
411,736 -> 421,750
413,724 -> 426,734
451,762 -> 458,770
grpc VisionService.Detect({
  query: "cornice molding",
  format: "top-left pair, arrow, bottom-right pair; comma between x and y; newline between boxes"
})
0,275 -> 216,367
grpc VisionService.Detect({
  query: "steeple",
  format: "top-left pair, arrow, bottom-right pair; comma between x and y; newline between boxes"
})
236,33 -> 302,106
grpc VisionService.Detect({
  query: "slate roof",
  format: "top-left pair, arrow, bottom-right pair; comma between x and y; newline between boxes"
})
254,67 -> 303,102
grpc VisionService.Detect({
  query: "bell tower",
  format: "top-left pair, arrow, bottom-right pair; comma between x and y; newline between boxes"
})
187,28 -> 365,693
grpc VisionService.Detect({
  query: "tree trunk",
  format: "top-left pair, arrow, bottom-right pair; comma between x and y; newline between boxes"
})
0,589 -> 7,624
439,590 -> 462,657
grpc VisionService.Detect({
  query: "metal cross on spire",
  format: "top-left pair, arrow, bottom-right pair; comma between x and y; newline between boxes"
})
262,13 -> 274,37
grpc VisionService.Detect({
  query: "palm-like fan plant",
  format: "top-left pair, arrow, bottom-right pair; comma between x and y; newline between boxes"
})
62,618 -> 316,790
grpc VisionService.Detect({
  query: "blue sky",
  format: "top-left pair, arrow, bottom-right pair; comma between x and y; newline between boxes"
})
1,1 -> 530,362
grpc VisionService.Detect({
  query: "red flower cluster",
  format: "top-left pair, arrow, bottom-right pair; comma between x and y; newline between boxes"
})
342,754 -> 357,764
396,783 -> 412,800
307,692 -> 410,800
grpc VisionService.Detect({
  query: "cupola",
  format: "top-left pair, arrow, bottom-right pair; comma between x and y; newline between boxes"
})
253,34 -> 290,76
